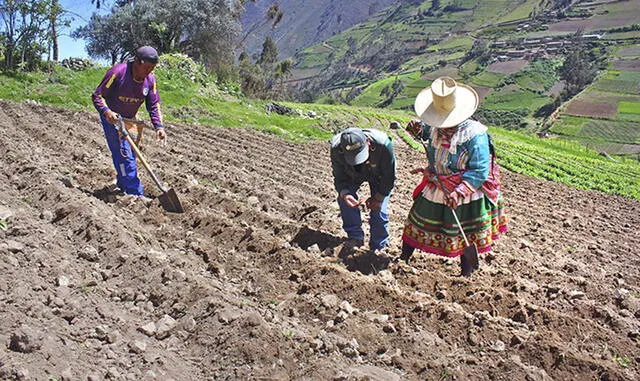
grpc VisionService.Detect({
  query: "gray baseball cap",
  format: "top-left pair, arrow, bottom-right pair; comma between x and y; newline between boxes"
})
340,128 -> 369,165
135,46 -> 159,64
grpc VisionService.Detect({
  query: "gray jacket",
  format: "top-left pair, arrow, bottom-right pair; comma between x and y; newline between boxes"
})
330,129 -> 396,201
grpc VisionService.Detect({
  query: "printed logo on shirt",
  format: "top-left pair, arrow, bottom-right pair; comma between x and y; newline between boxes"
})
143,88 -> 149,96
117,95 -> 144,104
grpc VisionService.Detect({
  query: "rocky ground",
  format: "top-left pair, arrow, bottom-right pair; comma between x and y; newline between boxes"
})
0,101 -> 638,380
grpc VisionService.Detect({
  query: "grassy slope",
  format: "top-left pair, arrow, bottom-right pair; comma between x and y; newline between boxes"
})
2,63 -> 638,200
292,0 -> 640,159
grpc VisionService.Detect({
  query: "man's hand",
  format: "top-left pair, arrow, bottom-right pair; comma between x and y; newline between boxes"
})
342,194 -> 360,208
104,110 -> 119,125
156,128 -> 167,145
365,197 -> 382,211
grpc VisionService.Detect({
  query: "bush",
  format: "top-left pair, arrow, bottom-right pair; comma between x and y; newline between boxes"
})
156,53 -> 211,85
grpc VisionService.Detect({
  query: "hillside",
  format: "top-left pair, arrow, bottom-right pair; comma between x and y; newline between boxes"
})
239,0 -> 399,59
284,0 -> 640,156
1,101 -> 639,380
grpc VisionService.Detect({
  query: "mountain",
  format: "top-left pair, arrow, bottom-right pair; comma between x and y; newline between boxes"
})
282,0 -> 640,158
239,0 -> 399,59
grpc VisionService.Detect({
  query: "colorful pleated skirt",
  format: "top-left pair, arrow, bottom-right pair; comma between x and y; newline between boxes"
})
402,186 -> 508,258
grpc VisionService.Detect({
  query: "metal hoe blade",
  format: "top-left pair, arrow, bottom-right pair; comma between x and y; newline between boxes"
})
158,188 -> 184,213
460,244 -> 479,277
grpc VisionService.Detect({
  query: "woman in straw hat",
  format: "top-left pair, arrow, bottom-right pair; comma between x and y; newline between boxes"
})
399,77 -> 507,277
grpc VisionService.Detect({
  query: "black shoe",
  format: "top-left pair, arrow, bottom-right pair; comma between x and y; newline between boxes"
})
399,242 -> 414,263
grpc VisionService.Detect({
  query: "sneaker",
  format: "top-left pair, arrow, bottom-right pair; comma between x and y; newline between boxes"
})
372,247 -> 394,259
343,238 -> 364,249
137,195 -> 154,203
106,182 -> 123,194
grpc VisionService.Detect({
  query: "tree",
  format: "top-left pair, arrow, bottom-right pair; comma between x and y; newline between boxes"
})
0,0 -> 51,69
559,46 -> 596,97
72,11 -> 129,64
462,38 -> 490,66
47,0 -> 68,62
74,0 -> 243,70
266,2 -> 283,28
237,1 -> 282,48
275,58 -> 292,80
258,35 -> 278,67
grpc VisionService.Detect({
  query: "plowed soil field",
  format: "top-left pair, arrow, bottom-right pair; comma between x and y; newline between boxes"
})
1,101 -> 639,381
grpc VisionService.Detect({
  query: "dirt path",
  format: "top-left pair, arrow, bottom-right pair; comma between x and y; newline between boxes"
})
0,101 -> 638,380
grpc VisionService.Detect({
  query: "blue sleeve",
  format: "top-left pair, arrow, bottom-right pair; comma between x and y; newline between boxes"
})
462,133 -> 490,189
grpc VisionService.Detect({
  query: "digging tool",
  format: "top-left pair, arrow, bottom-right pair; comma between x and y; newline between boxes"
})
430,176 -> 479,277
450,207 -> 479,277
115,116 -> 184,213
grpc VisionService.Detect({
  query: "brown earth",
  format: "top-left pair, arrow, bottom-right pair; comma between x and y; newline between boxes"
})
0,101 -> 639,381
565,100 -> 618,119
486,60 -> 529,75
613,59 -> 640,72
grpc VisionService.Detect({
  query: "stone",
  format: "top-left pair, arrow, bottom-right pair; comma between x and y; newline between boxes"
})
6,239 -> 25,253
337,365 -> 401,381
0,206 -> 13,220
321,294 -> 339,309
57,276 -> 71,287
339,301 -> 357,315
217,307 -> 242,325
155,315 -> 176,339
181,316 -> 197,332
60,367 -> 74,381
129,340 -> 147,354
79,246 -> 100,262
138,322 -> 157,337
9,325 -> 43,353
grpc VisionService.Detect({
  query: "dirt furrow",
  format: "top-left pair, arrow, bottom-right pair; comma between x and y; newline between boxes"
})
0,102 -> 638,380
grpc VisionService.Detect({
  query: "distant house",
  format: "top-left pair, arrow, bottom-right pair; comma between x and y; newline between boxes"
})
582,34 -> 604,40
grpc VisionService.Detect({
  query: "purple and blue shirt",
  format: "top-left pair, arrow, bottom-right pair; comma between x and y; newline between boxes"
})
92,62 -> 164,129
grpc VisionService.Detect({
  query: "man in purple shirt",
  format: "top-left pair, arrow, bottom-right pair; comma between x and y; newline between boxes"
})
92,46 -> 166,197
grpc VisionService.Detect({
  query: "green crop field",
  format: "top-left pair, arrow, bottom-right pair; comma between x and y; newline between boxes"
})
471,71 -> 505,87
619,101 -> 640,114
483,87 -> 549,111
512,58 -> 562,92
593,71 -> 640,94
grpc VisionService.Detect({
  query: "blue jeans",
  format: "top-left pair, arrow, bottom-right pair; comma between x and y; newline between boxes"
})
337,183 -> 390,251
100,115 -> 143,196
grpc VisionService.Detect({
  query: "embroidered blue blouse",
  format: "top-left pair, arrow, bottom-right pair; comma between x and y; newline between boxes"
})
416,120 -> 491,190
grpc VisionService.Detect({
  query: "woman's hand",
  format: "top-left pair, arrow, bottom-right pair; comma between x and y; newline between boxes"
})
410,167 -> 427,175
445,191 -> 461,209
406,119 -> 423,138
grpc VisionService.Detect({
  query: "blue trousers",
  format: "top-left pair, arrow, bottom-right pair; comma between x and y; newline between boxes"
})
337,183 -> 390,251
101,115 -> 143,195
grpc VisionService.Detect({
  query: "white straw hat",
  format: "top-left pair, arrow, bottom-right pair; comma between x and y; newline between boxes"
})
414,77 -> 479,128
